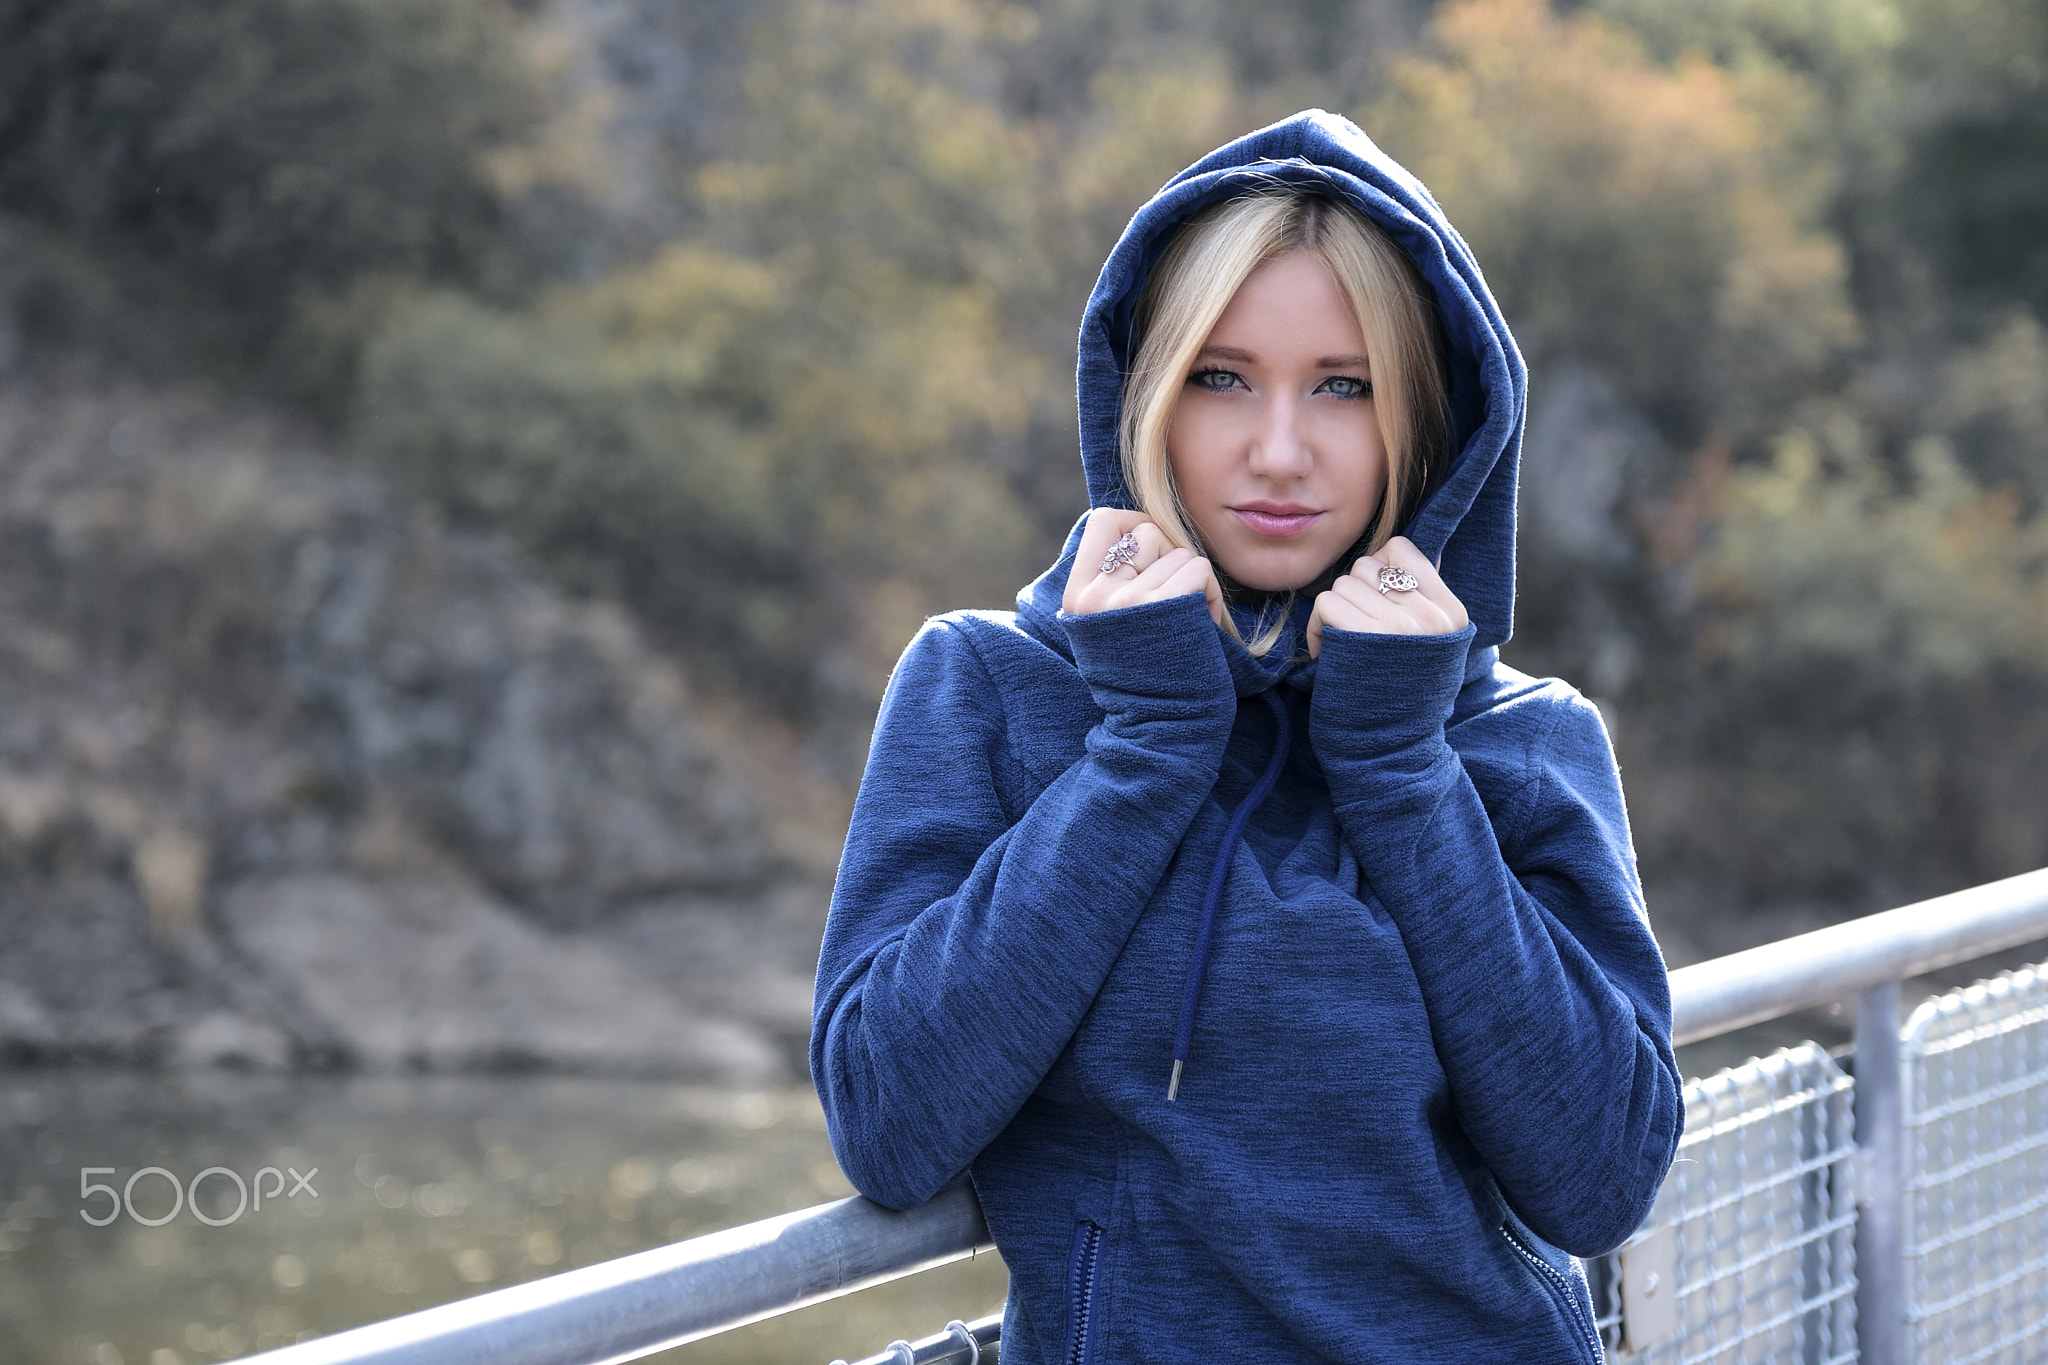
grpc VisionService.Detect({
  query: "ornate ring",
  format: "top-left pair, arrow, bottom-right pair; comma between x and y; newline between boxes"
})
1099,531 -> 1142,575
1376,564 -> 1420,596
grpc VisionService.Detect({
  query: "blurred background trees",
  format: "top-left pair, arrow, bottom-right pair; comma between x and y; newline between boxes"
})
3,0 -> 2043,942
0,0 -> 548,404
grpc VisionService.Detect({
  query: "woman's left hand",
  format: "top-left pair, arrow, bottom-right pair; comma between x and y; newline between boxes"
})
1305,536 -> 1470,658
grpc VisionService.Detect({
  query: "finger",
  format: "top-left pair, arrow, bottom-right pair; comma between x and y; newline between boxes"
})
1346,552 -> 1387,591
1328,573 -> 1417,634
1309,588 -> 1376,654
1343,547 -> 1455,634
1150,555 -> 1219,612
1339,568 -> 1455,632
1307,592 -> 1346,658
1380,536 -> 1469,630
1334,571 -> 1458,636
1336,552 -> 1399,617
1065,509 -> 1156,612
1130,542 -> 1193,586
1126,520 -> 1176,575
1322,586 -> 1383,632
1074,509 -> 1145,576
1087,525 -> 1183,619
1195,557 -> 1225,626
1101,523 -> 1175,584
1106,547 -> 1197,607
1329,571 -> 1392,614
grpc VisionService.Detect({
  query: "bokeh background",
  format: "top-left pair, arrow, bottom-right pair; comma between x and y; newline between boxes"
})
0,0 -> 2043,1361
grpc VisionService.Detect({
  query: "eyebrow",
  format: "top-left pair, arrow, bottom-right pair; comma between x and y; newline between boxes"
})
1195,344 -> 1369,369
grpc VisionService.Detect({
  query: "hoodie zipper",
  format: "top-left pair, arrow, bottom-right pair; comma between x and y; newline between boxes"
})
1065,1219 -> 1104,1365
1499,1221 -> 1603,1364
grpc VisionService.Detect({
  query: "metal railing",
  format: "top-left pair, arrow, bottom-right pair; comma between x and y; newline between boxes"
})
1899,963 -> 2048,1361
242,867 -> 2048,1365
234,1183 -> 995,1365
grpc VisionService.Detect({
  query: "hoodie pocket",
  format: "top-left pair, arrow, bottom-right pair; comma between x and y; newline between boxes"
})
1497,1218 -> 1603,1365
1063,1219 -> 1104,1365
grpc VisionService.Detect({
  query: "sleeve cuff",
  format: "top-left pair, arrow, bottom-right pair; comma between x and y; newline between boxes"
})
1310,622 -> 1475,758
1059,593 -> 1235,717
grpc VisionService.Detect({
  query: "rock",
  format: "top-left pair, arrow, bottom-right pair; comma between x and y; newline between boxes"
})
221,874 -> 785,1081
134,828 -> 210,943
165,1011 -> 293,1070
1519,362 -> 1658,565
592,879 -> 828,1069
276,514 -> 775,920
0,380 -> 832,1075
0,981 -> 57,1057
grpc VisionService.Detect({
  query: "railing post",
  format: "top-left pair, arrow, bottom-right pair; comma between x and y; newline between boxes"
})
1853,979 -> 1904,1365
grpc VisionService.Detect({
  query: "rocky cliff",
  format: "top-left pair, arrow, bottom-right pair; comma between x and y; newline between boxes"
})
0,376 -> 840,1081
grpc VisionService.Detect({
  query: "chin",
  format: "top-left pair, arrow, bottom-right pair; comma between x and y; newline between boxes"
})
1226,554 -> 1327,595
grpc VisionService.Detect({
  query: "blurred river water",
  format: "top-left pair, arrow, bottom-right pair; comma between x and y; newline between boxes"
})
8,962 -> 2021,1365
0,1070 -> 1007,1365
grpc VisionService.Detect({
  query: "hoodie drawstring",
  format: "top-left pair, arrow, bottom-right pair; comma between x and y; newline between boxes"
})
1168,686 -> 1292,1101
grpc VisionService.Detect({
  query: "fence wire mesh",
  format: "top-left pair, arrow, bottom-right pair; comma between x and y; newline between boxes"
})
1592,1043 -> 1858,1364
1902,962 -> 2048,1364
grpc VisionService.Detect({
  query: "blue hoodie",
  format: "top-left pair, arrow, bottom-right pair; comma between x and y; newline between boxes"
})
811,110 -> 1682,1364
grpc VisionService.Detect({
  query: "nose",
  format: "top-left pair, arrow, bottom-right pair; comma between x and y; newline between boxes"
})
1247,394 -> 1312,480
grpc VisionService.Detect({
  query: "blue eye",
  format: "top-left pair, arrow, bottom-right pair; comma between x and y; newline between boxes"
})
1318,376 -> 1372,400
1189,368 -> 1245,393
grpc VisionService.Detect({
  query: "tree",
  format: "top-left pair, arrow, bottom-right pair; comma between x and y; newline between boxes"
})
0,0 -> 541,403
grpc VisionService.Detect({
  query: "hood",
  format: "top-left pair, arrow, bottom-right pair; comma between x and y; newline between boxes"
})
1058,108 -> 1527,654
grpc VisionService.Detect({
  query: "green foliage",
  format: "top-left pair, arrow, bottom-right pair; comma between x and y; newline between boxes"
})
1935,315 -> 2048,507
348,0 -> 2048,897
14,0 -> 2047,910
1592,0 -> 2048,326
357,0 -> 1270,720
1900,95 -> 2048,321
0,0 -> 540,401
1676,408 -> 2048,902
1588,0 -> 1906,180
357,236 -> 1040,715
357,261 -> 802,700
1706,428 -> 2041,687
1373,0 -> 1858,449
1890,0 -> 2048,248
1362,0 -> 2048,907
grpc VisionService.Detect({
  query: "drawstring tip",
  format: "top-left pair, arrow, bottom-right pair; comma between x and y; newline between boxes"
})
1167,1058 -> 1183,1102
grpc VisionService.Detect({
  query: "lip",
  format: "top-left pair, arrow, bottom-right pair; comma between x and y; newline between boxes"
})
1229,503 -> 1323,538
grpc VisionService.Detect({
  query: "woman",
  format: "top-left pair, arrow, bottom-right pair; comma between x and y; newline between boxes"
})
811,110 -> 1682,1364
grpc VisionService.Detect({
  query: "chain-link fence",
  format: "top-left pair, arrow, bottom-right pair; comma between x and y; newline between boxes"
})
1902,963 -> 2048,1363
1590,1044 -> 1858,1363
1587,959 -> 2048,1364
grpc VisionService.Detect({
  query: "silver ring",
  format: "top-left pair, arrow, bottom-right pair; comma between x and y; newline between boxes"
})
1376,564 -> 1419,595
1099,531 -> 1141,574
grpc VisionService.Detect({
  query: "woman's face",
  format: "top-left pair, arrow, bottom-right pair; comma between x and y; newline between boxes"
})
1166,250 -> 1386,594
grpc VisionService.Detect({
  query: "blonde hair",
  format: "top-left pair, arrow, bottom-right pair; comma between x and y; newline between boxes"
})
1119,187 -> 1449,654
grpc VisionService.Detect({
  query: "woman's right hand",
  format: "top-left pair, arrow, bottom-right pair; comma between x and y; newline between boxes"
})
1062,508 -> 1226,625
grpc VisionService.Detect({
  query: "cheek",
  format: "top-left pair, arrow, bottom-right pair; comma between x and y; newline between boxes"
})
1330,412 -> 1389,505
1165,404 -> 1226,507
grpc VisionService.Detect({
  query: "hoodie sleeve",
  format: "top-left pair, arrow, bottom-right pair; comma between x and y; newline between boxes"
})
1309,625 -> 1683,1257
811,594 -> 1237,1210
